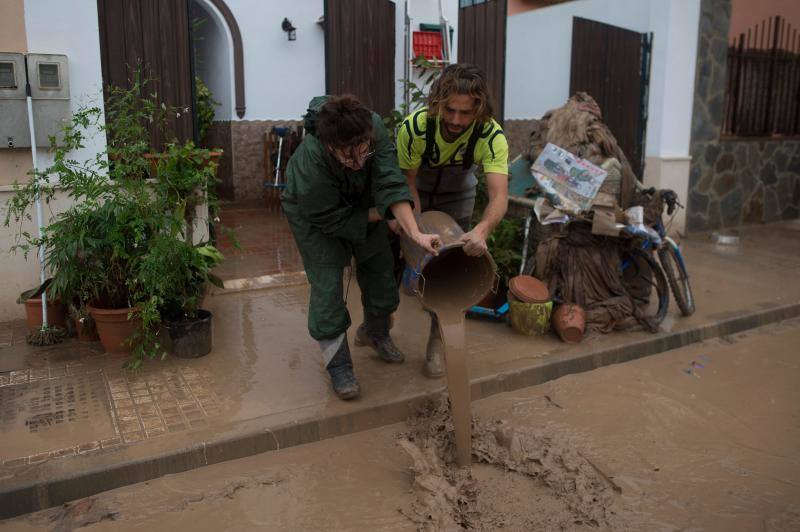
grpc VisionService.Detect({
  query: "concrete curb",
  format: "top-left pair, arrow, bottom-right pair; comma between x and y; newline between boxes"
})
2,301 -> 799,519
215,271 -> 308,295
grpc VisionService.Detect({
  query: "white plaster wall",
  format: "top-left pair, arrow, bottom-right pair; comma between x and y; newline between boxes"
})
0,0 -> 107,321
198,0 -> 450,120
227,0 -> 326,120
394,0 -> 460,111
505,0 -> 700,159
650,0 -> 700,157
194,0 -> 234,120
0,189 -> 76,322
505,0 -> 651,119
23,0 -> 106,169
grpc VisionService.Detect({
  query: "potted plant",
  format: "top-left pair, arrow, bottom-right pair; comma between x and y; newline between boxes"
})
17,280 -> 68,332
138,238 -> 224,357
4,77 -> 227,366
5,115 -> 177,357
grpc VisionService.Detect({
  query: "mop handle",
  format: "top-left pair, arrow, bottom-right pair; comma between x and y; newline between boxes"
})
274,135 -> 284,185
25,60 -> 48,326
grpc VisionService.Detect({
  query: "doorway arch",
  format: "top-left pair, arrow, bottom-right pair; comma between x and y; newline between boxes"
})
192,0 -> 245,119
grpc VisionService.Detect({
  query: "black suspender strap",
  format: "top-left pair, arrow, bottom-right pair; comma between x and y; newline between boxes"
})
422,116 -> 484,170
422,117 -> 437,165
462,121 -> 484,169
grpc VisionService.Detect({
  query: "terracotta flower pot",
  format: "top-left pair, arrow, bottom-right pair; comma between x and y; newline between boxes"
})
88,305 -> 141,355
24,298 -> 67,330
552,303 -> 586,344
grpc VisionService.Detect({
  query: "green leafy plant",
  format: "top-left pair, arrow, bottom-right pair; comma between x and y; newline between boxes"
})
473,172 -> 523,284
485,219 -> 523,285
137,239 -> 223,320
383,55 -> 442,140
153,139 -> 221,244
195,76 -> 219,141
104,73 -> 172,178
4,76 -> 227,368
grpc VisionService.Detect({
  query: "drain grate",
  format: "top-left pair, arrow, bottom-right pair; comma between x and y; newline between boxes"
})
0,372 -> 108,434
1,364 -> 222,467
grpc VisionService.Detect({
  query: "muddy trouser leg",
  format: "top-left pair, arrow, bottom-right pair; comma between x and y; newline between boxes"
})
305,264 -> 351,347
353,238 -> 404,363
355,241 -> 400,324
305,264 -> 361,399
418,190 -> 476,377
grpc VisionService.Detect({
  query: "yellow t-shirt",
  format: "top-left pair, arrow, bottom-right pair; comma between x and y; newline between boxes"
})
396,108 -> 509,175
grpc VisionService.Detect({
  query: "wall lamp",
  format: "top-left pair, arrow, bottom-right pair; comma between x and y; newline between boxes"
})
282,18 -> 296,41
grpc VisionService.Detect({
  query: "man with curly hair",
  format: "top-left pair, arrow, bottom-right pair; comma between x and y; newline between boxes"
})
397,63 -> 509,378
282,95 -> 440,400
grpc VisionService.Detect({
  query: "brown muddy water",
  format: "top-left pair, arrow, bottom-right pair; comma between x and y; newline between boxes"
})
436,308 -> 471,467
3,319 -> 799,531
402,210 -> 500,468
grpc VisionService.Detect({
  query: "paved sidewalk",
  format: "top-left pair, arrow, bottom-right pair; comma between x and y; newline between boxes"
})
1,220 -> 799,518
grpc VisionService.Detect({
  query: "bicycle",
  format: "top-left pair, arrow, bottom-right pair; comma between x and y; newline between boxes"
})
620,189 -> 695,325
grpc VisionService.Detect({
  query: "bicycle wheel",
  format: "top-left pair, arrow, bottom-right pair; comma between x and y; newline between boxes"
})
658,243 -> 695,316
621,248 -> 669,326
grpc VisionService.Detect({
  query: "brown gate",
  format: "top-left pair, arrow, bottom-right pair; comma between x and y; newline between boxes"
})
324,0 -> 395,117
570,17 -> 652,178
458,0 -> 507,124
96,0 -> 195,146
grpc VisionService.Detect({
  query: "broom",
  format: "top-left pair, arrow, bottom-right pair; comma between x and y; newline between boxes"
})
24,57 -> 65,346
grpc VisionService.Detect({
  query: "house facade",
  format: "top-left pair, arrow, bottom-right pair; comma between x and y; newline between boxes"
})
0,0 -> 461,321
503,0 -> 800,233
2,0 -> 798,321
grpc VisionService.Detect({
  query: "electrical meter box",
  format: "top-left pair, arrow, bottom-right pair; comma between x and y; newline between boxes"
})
27,54 -> 71,147
0,52 -> 28,149
0,53 -> 70,149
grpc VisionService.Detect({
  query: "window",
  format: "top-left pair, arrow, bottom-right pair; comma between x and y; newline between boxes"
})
0,61 -> 16,89
38,62 -> 60,90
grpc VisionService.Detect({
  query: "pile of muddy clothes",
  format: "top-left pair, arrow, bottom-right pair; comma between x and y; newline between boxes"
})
520,92 -> 667,334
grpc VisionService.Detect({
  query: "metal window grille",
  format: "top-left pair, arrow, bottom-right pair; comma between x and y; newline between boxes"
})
723,16 -> 800,138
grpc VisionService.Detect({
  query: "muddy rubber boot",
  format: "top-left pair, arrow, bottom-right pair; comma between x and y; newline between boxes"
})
424,318 -> 445,378
353,314 -> 405,363
325,339 -> 361,400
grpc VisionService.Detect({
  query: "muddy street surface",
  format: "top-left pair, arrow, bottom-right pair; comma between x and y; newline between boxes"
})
2,318 -> 798,531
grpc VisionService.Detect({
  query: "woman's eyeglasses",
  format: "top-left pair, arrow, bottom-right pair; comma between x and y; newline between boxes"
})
331,141 -> 374,168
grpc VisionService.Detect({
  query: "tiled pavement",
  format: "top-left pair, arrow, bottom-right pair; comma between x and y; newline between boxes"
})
0,323 -> 222,470
213,200 -> 304,282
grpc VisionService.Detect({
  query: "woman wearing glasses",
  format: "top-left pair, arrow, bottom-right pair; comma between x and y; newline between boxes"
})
281,95 -> 440,400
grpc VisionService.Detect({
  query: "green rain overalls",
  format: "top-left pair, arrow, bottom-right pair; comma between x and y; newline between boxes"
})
281,97 -> 413,361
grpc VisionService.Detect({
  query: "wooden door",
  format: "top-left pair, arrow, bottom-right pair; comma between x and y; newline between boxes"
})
97,0 -> 195,146
324,0 -> 396,117
570,17 -> 652,178
458,0 -> 507,124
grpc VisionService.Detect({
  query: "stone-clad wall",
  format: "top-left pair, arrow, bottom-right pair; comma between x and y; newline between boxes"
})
690,141 -> 800,227
687,0 -> 800,231
206,120 -> 303,202
230,120 -> 303,203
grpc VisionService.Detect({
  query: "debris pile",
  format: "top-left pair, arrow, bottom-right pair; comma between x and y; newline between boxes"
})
398,397 -> 626,531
